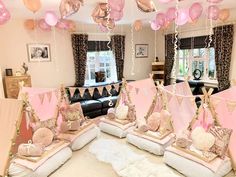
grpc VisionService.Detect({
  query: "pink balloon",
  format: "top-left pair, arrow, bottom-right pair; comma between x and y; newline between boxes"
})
110,10 -> 123,21
207,0 -> 223,3
158,0 -> 173,3
166,7 -> 176,22
38,19 -> 51,31
0,0 -> 10,25
156,13 -> 166,27
108,0 -> 125,12
56,19 -> 69,30
207,5 -> 220,20
44,11 -> 58,26
150,20 -> 160,31
189,3 -> 203,21
176,8 -> 189,26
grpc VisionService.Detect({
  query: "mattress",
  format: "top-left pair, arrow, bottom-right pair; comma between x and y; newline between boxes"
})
126,132 -> 175,155
99,122 -> 134,138
9,147 -> 72,177
164,150 -> 232,177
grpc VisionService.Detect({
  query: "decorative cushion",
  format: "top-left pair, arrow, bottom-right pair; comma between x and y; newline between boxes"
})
208,126 -> 232,158
191,127 -> 215,151
60,120 -> 81,133
18,143 -> 44,157
33,118 -> 57,135
115,105 -> 129,120
32,128 -> 54,147
159,109 -> 173,134
147,112 -> 161,132
60,103 -> 84,121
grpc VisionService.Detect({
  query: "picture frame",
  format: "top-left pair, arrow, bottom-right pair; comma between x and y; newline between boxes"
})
27,43 -> 51,62
135,44 -> 148,58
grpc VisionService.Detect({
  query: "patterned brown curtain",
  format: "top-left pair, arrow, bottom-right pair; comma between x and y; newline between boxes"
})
111,35 -> 125,81
164,34 -> 176,85
71,34 -> 88,86
213,25 -> 234,91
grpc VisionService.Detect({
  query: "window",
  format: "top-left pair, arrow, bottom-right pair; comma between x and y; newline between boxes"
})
177,47 -> 216,80
85,51 -> 117,86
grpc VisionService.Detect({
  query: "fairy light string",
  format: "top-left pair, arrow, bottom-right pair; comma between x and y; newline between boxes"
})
131,24 -> 135,76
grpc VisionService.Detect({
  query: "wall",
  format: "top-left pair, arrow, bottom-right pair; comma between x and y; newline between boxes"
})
0,69 -> 4,98
0,19 -> 155,88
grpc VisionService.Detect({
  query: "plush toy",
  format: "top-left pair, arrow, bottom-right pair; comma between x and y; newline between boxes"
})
115,105 -> 129,120
18,143 -> 44,157
159,109 -> 173,134
191,126 -> 216,151
147,112 -> 161,132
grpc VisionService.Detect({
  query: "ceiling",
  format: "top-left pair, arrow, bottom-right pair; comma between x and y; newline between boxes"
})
3,0 -> 236,24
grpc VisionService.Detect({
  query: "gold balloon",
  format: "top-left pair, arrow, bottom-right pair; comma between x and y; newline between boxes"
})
22,0 -> 41,13
67,20 -> 76,32
134,20 -> 143,31
219,9 -> 230,22
59,0 -> 83,18
101,18 -> 115,30
91,3 -> 109,24
24,19 -> 37,30
136,0 -> 156,13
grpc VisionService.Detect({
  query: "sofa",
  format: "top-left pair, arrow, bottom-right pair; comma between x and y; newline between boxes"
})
66,82 -> 121,118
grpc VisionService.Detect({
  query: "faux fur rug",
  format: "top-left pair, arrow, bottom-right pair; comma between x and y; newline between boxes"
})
89,139 -> 180,177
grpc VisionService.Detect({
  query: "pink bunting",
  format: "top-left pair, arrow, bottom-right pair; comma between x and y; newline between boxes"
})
88,88 -> 94,96
176,95 -> 184,105
38,93 -> 45,105
226,100 -> 236,113
97,87 -> 104,95
46,91 -> 52,103
79,88 -> 86,97
69,87 -> 76,97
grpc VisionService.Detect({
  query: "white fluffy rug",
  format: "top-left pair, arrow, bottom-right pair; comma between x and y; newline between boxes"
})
89,139 -> 180,177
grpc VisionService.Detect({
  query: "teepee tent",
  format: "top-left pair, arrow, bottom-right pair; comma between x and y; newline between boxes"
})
0,99 -> 23,177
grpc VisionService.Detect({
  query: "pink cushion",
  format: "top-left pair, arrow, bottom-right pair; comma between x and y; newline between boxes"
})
60,103 -> 84,121
147,112 -> 161,132
32,128 -> 54,147
60,120 -> 80,133
18,143 -> 44,157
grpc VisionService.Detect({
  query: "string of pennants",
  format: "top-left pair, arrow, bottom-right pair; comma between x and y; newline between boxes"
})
34,89 -> 59,105
68,83 -> 120,97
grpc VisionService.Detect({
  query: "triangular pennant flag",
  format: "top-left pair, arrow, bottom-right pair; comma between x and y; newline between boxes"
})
226,100 -> 236,113
97,86 -> 104,95
166,92 -> 173,102
211,97 -> 221,109
46,91 -> 52,103
135,87 -> 139,95
114,84 -> 119,92
38,93 -> 45,105
88,87 -> 94,96
69,87 -> 76,97
79,88 -> 86,97
176,95 -> 184,105
106,85 -> 112,92
54,89 -> 59,99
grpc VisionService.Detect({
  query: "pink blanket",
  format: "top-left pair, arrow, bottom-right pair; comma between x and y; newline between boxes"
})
166,146 -> 230,173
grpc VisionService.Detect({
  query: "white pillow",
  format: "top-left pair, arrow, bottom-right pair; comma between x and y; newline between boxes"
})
115,105 -> 129,120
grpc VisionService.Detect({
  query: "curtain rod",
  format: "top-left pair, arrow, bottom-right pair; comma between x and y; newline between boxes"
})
71,32 -> 126,36
164,20 -> 236,35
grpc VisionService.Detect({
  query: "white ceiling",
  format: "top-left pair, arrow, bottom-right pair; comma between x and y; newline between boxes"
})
3,0 -> 236,24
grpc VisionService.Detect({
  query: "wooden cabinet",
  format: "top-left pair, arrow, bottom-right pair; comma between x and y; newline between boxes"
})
3,75 -> 31,98
152,62 -> 165,82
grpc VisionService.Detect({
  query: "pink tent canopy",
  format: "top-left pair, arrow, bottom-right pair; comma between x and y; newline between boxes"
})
212,86 -> 236,170
163,82 -> 197,133
127,78 -> 157,119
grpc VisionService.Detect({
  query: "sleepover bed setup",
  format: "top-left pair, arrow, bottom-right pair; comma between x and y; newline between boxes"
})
126,81 -> 195,155
1,86 -> 99,177
99,79 -> 137,138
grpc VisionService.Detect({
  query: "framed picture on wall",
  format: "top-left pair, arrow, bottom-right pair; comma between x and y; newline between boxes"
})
135,44 -> 148,58
27,43 -> 51,62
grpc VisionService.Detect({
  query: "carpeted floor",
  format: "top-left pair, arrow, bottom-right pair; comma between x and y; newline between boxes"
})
50,132 -> 235,177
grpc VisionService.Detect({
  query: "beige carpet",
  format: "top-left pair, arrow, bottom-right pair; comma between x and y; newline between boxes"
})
50,132 -> 235,177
